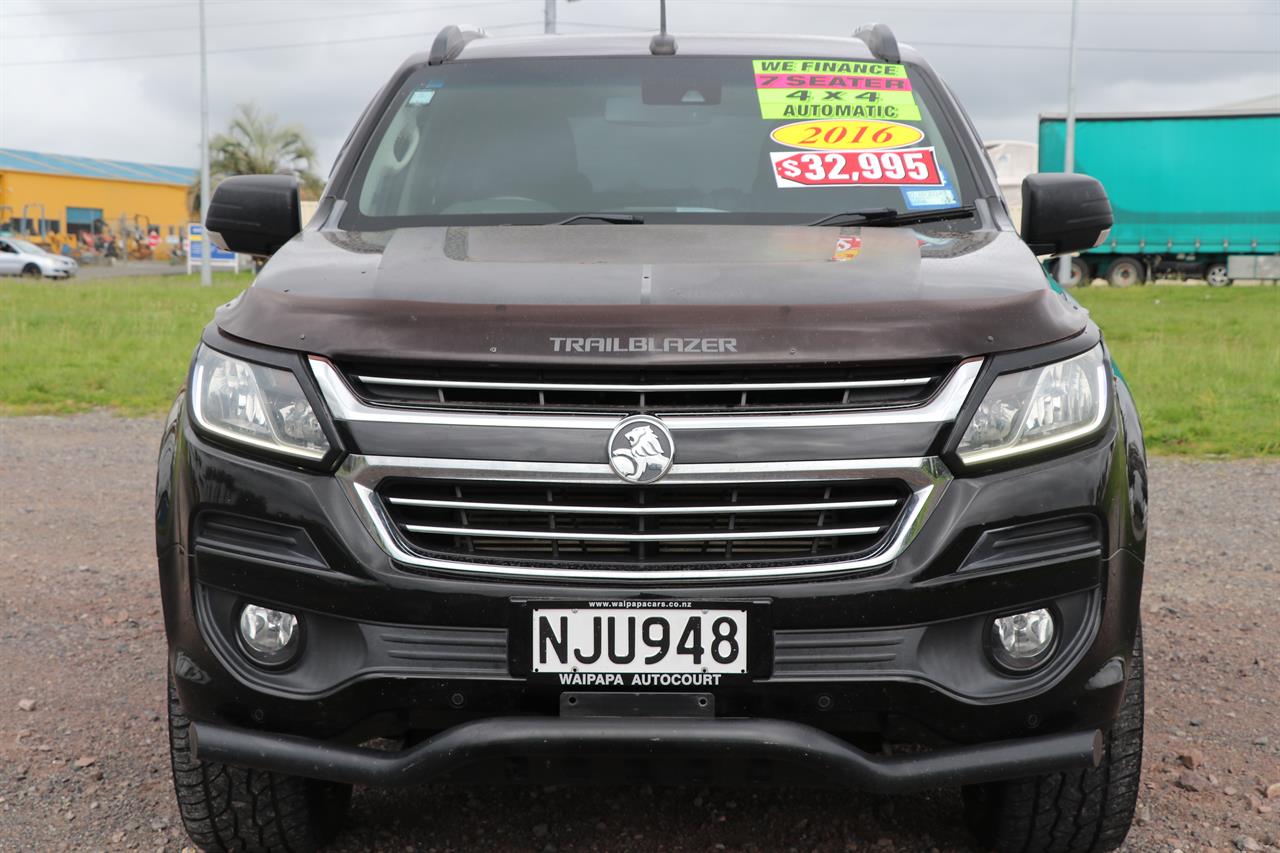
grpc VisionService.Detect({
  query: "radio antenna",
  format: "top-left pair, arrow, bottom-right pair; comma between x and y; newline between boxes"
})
650,0 -> 677,55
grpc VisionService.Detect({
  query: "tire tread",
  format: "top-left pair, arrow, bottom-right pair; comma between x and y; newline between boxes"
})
965,627 -> 1145,853
166,675 -> 350,852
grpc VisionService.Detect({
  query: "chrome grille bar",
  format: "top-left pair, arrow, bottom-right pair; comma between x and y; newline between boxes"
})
355,375 -> 933,392
385,495 -> 900,515
310,358 -> 983,430
402,524 -> 883,542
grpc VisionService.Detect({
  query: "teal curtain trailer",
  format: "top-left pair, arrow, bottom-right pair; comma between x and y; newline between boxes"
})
1038,109 -> 1280,285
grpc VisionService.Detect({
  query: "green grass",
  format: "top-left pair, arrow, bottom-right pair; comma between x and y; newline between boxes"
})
1073,285 -> 1279,457
1,276 -> 1276,457
0,274 -> 251,416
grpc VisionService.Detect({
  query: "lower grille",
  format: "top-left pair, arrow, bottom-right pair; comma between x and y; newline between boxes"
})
370,626 -> 508,677
378,479 -> 910,568
772,628 -> 909,679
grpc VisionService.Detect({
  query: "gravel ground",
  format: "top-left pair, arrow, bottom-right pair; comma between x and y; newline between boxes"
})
1,414 -> 1276,853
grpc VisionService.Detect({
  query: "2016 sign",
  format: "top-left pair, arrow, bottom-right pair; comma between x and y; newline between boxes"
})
771,147 -> 942,188
770,119 -> 924,151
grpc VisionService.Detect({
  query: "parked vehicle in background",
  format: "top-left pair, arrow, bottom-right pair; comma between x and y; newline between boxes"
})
0,236 -> 78,278
1039,108 -> 1280,287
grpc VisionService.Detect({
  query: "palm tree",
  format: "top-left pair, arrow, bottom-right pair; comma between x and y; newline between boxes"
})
191,103 -> 323,214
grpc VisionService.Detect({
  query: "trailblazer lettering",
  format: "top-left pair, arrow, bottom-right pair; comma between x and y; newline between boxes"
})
550,337 -> 738,353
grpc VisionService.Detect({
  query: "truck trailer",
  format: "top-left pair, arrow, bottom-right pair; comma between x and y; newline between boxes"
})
1039,108 -> 1280,286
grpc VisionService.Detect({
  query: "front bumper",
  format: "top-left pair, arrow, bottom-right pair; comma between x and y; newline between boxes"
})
156,357 -> 1148,785
191,715 -> 1102,792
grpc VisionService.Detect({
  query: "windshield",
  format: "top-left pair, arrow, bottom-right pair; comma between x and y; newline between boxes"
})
343,55 -> 980,228
11,239 -> 46,255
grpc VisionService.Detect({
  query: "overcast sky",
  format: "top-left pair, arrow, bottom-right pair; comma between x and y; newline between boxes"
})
2,0 -> 1277,171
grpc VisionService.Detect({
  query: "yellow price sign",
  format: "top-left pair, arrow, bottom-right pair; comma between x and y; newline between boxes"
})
770,119 -> 924,151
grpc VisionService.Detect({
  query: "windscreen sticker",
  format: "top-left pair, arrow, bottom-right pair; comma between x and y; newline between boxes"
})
753,59 -> 908,77
407,88 -> 437,106
757,89 -> 921,121
901,167 -> 958,209
832,234 -> 863,261
754,73 -> 911,91
752,58 -> 920,120
771,147 -> 943,188
770,119 -> 924,151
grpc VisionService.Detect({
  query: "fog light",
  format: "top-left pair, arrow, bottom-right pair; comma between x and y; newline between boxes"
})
988,608 -> 1057,673
238,604 -> 300,666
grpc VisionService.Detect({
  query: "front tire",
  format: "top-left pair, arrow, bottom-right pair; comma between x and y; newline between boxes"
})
962,627 -> 1144,853
167,674 -> 352,852
21,263 -> 41,279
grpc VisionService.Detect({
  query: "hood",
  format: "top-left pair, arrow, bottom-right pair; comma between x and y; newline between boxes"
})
216,224 -> 1086,366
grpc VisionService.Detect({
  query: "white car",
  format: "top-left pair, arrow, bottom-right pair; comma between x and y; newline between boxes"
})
0,237 -> 78,279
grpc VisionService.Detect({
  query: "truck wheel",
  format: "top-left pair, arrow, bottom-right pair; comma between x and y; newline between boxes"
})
1106,258 -> 1143,288
962,626 -> 1144,853
1064,258 -> 1092,288
1205,263 -> 1231,287
167,674 -> 351,852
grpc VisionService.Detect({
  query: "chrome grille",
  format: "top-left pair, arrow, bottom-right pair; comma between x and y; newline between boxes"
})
341,362 -> 952,414
378,480 -> 910,568
338,455 -> 952,582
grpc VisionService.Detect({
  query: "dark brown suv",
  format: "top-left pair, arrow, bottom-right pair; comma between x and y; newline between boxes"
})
157,21 -> 1146,853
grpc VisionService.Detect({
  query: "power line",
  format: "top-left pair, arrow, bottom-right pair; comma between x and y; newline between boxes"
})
3,29 -> 1274,68
915,41 -> 1279,54
0,0 -> 519,18
0,2 -> 191,16
680,0 -> 1279,13
1,1 -> 524,39
4,0 -> 1276,18
0,21 -> 554,68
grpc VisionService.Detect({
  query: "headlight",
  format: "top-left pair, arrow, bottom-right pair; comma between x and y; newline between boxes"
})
191,346 -> 330,460
957,344 -> 1109,464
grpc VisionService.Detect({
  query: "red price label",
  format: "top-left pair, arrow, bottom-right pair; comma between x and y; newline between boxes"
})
771,147 -> 941,188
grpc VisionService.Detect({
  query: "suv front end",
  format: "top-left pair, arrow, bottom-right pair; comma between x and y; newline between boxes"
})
158,25 -> 1146,853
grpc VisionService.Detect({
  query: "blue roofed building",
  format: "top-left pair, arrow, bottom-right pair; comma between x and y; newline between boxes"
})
0,147 -> 198,251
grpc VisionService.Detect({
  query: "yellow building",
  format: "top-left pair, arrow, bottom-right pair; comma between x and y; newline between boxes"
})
0,147 -> 195,257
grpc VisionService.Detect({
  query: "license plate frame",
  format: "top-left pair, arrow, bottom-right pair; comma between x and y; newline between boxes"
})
510,599 -> 772,687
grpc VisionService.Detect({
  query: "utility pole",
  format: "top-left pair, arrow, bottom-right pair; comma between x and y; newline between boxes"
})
1056,0 -> 1079,286
198,0 -> 212,286
544,0 -> 556,34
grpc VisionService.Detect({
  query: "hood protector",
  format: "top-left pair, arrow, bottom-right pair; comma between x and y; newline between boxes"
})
216,224 -> 1086,366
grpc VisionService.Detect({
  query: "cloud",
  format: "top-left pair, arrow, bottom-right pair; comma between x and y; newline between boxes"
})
1,0 -> 1277,170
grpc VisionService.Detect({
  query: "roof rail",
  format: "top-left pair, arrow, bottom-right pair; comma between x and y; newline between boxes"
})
853,23 -> 900,64
428,24 -> 486,66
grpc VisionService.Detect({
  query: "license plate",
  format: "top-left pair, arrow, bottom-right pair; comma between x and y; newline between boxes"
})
529,604 -> 749,686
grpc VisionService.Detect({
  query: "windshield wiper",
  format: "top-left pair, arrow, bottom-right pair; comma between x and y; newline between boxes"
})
807,204 -> 976,228
557,213 -> 645,225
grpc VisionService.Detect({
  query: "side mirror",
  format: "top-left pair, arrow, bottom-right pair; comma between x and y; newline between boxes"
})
1020,173 -> 1113,256
205,174 -> 301,257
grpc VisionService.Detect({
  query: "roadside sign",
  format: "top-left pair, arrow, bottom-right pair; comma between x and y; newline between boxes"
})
186,223 -> 240,273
